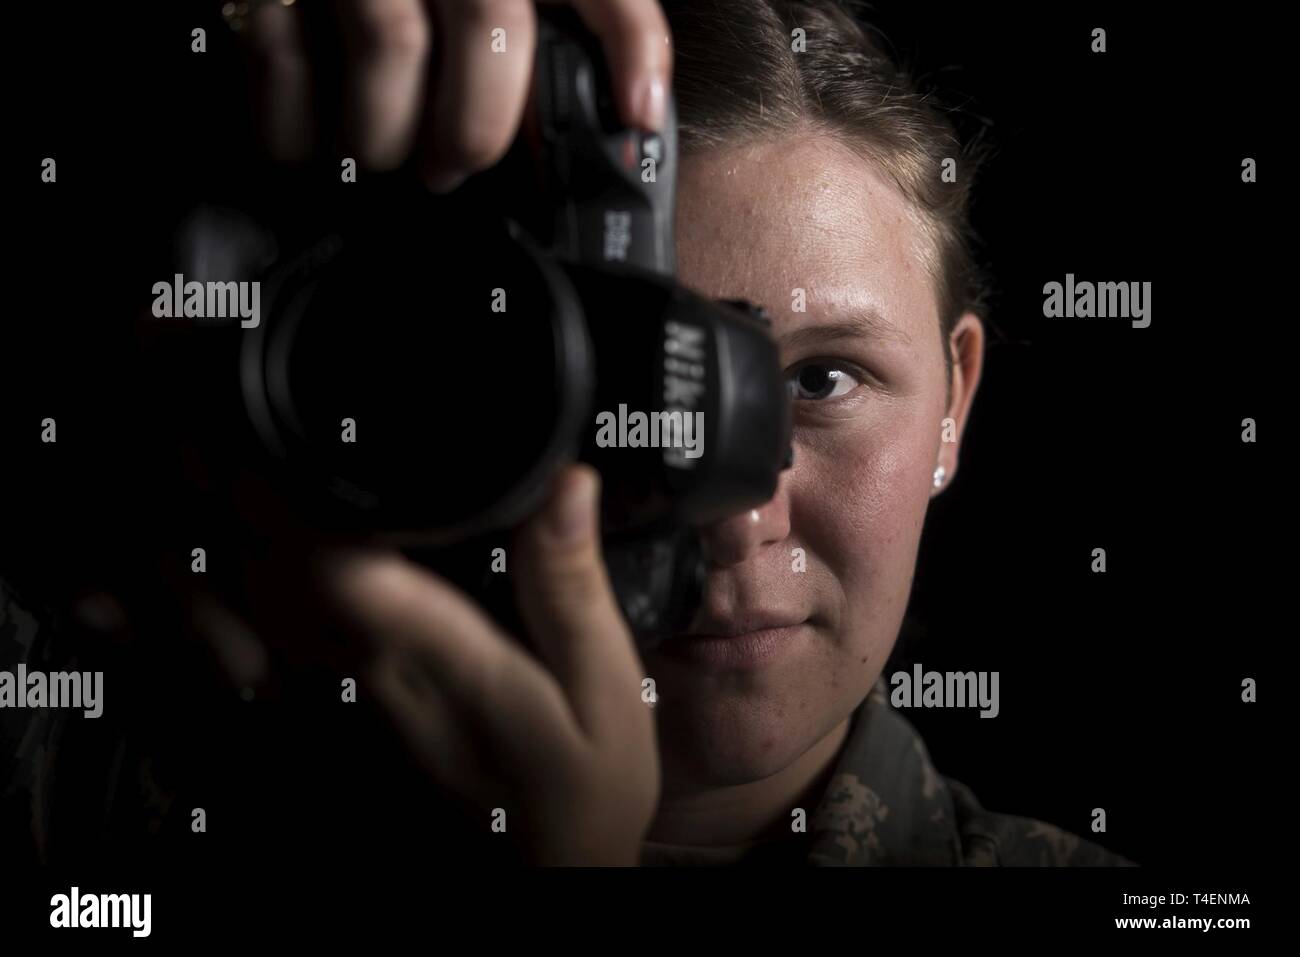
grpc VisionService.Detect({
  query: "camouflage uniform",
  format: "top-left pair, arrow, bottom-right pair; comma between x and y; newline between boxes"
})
804,680 -> 1134,866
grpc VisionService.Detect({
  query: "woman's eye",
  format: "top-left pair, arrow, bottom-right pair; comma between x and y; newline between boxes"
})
786,362 -> 864,401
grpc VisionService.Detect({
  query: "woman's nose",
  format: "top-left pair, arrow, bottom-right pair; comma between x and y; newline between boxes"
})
698,485 -> 791,567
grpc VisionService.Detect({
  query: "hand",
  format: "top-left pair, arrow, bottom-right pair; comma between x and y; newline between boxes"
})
242,0 -> 673,190
315,465 -> 660,865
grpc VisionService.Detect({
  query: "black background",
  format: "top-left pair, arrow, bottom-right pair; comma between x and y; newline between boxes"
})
873,1 -> 1278,871
1,0 -> 1279,901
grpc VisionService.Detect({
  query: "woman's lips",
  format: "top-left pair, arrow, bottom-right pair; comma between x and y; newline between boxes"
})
664,622 -> 810,669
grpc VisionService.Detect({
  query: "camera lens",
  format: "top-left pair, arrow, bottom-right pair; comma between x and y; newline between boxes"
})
249,224 -> 593,539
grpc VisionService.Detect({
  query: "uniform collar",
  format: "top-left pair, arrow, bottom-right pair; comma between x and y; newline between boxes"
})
806,679 -> 964,865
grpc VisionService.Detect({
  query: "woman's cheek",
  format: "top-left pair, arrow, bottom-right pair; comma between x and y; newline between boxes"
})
796,398 -> 934,544
793,404 -> 936,642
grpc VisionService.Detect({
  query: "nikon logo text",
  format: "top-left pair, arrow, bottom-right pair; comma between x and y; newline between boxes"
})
660,319 -> 707,469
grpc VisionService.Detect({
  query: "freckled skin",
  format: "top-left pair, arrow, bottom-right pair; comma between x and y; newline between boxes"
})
643,134 -> 982,807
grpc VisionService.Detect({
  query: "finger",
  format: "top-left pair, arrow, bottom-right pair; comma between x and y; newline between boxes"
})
185,590 -> 272,695
512,465 -> 646,738
565,0 -> 672,131
321,550 -> 583,772
243,0 -> 314,162
69,588 -> 129,640
422,0 -> 537,192
363,651 -> 494,805
336,0 -> 433,168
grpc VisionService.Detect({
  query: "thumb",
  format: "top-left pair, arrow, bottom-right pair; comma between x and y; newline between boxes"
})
513,464 -> 643,733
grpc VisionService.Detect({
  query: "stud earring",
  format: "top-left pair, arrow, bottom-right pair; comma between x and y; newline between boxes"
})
932,465 -> 946,489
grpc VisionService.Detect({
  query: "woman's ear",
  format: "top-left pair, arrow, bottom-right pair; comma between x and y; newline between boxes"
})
934,312 -> 985,492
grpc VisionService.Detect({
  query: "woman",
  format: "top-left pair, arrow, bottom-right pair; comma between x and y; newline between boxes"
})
3,0 -> 1130,867
278,0 -> 1125,865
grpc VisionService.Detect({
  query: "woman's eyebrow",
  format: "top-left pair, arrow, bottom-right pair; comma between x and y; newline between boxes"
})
778,309 -> 911,351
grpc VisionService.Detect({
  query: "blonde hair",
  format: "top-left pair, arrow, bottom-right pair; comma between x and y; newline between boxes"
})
666,0 -> 992,377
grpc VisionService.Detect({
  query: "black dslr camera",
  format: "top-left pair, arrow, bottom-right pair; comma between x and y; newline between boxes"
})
174,10 -> 792,649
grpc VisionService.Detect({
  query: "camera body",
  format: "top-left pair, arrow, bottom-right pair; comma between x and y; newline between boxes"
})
175,10 -> 792,648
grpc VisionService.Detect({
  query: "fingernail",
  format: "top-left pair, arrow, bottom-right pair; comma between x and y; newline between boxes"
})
635,76 -> 666,132
425,168 -> 467,195
548,469 -> 596,543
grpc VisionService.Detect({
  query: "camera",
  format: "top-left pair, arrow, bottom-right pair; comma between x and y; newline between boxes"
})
169,9 -> 792,649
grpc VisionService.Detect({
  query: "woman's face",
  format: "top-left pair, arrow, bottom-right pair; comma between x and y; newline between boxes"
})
645,132 -> 980,790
